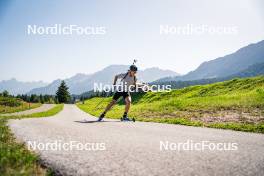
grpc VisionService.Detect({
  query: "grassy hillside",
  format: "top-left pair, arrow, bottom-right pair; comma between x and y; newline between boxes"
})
77,76 -> 264,133
0,96 -> 41,114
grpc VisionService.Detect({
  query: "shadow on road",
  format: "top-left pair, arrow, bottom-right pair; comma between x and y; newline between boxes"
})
74,120 -> 121,123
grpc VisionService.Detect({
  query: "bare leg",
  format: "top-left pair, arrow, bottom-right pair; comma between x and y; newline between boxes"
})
98,99 -> 117,121
103,99 -> 116,114
124,96 -> 131,113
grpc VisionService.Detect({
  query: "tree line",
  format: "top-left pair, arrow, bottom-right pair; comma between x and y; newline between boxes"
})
0,80 -> 71,104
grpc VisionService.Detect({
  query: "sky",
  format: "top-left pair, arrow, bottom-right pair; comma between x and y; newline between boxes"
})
0,0 -> 264,83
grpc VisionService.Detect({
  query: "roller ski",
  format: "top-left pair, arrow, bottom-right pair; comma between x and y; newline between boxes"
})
120,117 -> 135,122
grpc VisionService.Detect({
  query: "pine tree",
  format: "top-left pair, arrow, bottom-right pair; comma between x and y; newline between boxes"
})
56,81 -> 70,103
2,90 -> 9,97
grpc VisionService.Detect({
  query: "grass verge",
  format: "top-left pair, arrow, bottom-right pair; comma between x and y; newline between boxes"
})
0,103 -> 41,114
20,104 -> 64,118
0,104 -> 64,175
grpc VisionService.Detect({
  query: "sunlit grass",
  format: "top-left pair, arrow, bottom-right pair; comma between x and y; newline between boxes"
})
77,76 -> 264,133
0,102 -> 41,114
22,104 -> 64,118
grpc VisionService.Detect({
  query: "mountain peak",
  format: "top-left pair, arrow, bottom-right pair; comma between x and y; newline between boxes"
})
156,39 -> 264,82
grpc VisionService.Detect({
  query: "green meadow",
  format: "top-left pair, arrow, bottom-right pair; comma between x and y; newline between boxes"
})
77,76 -> 264,133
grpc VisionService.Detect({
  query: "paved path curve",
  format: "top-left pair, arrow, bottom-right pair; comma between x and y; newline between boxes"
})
2,104 -> 55,116
8,104 -> 264,176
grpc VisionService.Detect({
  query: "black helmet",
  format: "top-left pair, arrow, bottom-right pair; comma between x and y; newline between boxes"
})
129,65 -> 138,71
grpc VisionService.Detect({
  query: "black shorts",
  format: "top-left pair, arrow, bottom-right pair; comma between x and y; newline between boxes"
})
113,92 -> 130,101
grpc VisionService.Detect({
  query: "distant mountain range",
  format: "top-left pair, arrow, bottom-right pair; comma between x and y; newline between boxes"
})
0,79 -> 48,95
27,65 -> 179,95
152,62 -> 264,89
228,62 -> 264,78
157,40 -> 264,82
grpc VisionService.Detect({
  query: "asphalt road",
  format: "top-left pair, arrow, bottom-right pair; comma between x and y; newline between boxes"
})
2,104 -> 55,116
8,104 -> 264,176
